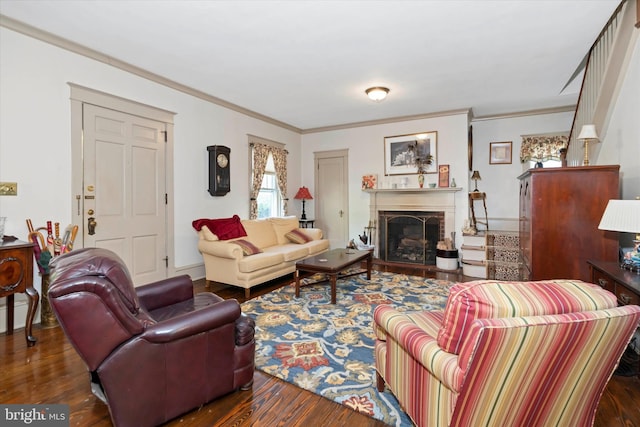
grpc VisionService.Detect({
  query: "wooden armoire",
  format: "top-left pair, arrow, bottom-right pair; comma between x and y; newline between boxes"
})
518,165 -> 620,282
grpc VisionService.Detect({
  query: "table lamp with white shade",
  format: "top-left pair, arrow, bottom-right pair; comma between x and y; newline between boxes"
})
598,198 -> 640,272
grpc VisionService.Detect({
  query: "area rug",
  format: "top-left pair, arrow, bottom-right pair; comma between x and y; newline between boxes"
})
240,271 -> 454,426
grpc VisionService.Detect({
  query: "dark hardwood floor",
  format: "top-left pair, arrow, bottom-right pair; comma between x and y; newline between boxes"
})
1,264 -> 639,426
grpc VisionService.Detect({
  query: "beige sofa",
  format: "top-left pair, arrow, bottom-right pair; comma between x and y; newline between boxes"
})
197,216 -> 329,297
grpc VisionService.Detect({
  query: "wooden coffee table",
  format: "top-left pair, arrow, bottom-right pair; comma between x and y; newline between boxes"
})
295,248 -> 372,304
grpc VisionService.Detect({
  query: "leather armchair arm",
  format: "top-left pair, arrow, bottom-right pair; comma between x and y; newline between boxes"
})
136,275 -> 194,311
235,313 -> 255,346
141,299 -> 241,343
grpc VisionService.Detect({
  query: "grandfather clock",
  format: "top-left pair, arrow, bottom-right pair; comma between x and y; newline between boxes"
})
207,145 -> 230,196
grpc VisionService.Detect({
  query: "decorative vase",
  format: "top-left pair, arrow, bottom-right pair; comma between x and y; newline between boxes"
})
418,173 -> 424,188
40,273 -> 58,328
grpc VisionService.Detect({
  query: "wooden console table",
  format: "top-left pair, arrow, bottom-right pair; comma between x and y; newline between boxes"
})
589,260 -> 640,306
0,239 -> 39,346
589,260 -> 640,377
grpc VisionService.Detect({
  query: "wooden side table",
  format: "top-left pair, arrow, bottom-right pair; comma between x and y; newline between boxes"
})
469,192 -> 488,231
299,219 -> 315,228
588,260 -> 640,377
0,239 -> 39,346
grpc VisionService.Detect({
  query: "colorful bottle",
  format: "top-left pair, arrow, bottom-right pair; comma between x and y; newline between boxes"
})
54,222 -> 61,256
46,221 -> 54,255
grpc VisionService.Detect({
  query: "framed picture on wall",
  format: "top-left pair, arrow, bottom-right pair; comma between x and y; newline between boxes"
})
384,131 -> 438,175
438,164 -> 450,187
361,174 -> 377,189
490,141 -> 512,164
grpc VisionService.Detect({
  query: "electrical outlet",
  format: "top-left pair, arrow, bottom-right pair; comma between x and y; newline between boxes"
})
0,182 -> 18,196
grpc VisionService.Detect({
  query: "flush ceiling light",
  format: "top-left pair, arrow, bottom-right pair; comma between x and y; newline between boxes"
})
365,86 -> 390,102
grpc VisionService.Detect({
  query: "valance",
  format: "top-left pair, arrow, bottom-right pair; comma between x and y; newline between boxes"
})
520,134 -> 568,163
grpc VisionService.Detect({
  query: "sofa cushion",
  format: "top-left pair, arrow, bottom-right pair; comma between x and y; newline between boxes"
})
192,215 -> 247,241
241,219 -> 278,249
285,228 -> 312,244
237,252 -> 285,273
268,216 -> 299,244
306,239 -> 330,255
437,279 -> 618,355
233,239 -> 263,256
264,244 -> 309,261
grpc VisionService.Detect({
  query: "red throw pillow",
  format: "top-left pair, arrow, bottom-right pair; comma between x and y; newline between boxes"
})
192,215 -> 247,240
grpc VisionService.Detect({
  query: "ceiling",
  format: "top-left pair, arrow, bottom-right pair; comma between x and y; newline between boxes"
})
0,0 -> 621,132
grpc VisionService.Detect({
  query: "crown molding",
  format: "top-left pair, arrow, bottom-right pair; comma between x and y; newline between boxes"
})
472,105 -> 576,122
301,109 -> 471,134
0,15 -> 302,134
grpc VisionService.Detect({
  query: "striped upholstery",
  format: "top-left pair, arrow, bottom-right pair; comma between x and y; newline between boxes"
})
374,280 -> 640,427
452,307 -> 640,426
437,279 -> 617,354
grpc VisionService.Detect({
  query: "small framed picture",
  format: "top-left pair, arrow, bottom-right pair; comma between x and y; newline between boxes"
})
438,164 -> 450,187
361,174 -> 377,189
490,141 -> 512,165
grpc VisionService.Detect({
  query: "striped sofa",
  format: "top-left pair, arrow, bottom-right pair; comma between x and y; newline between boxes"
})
373,279 -> 640,427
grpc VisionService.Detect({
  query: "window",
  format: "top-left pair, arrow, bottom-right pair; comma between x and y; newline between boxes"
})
520,134 -> 568,168
256,154 -> 283,219
249,137 -> 288,220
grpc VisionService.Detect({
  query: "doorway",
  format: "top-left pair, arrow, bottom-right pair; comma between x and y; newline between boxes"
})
314,149 -> 349,249
70,84 -> 175,285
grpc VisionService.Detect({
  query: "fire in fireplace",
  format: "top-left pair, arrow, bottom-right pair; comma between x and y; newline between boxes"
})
378,211 -> 445,265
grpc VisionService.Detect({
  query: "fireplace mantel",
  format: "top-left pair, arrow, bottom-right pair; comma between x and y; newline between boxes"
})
365,187 -> 462,259
364,188 -> 463,195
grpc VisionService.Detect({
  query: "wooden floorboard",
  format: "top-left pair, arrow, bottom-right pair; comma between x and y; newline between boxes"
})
1,264 -> 638,426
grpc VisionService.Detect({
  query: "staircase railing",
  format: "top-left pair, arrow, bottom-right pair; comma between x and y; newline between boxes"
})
566,0 -> 637,166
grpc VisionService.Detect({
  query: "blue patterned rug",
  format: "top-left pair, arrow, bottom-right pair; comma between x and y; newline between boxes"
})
240,270 -> 454,426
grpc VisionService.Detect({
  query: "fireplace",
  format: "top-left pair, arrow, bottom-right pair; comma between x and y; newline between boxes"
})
379,211 -> 444,265
365,187 -> 462,265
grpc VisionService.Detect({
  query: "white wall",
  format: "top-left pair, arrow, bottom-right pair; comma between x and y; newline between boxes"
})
597,34 -> 640,248
598,34 -> 639,198
0,28 -> 301,330
301,110 -> 578,247
302,112 -> 470,248
471,111 -> 575,230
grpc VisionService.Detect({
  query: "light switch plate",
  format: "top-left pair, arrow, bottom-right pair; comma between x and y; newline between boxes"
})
0,182 -> 18,196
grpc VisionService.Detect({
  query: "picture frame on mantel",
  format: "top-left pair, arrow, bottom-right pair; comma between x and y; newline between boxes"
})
438,164 -> 450,187
490,141 -> 512,164
384,131 -> 438,175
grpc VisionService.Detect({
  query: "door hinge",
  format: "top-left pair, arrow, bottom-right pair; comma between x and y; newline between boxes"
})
161,130 -> 167,142
165,193 -> 168,204
163,256 -> 168,268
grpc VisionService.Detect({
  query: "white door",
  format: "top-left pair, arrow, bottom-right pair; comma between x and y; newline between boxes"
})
83,104 -> 167,285
314,150 -> 348,249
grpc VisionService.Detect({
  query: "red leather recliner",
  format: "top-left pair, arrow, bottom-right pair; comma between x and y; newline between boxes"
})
48,248 -> 255,427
